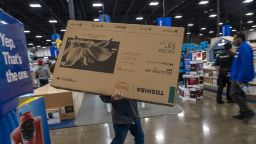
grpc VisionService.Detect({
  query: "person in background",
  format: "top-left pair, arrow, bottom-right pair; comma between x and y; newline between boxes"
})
215,42 -> 235,104
230,33 -> 255,123
100,91 -> 144,144
35,59 -> 51,87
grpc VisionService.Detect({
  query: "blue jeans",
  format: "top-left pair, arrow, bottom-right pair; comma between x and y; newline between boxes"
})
111,119 -> 144,144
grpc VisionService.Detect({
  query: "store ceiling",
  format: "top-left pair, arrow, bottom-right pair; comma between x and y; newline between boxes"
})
0,0 -> 255,48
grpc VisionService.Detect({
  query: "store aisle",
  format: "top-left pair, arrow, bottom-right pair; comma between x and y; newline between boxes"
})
50,91 -> 256,144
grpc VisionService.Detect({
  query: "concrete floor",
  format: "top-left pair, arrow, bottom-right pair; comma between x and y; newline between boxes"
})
50,91 -> 256,144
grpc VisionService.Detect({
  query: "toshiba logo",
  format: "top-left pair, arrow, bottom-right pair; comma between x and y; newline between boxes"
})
115,82 -> 129,91
137,88 -> 164,96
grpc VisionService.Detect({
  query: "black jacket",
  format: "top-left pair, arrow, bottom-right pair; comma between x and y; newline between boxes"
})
100,95 -> 140,124
215,50 -> 235,75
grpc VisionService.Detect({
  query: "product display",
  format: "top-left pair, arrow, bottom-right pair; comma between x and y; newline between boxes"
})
52,21 -> 184,105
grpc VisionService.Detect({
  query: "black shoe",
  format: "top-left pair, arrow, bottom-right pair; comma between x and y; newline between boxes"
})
232,115 -> 245,120
217,101 -> 225,104
227,100 -> 234,103
244,112 -> 255,124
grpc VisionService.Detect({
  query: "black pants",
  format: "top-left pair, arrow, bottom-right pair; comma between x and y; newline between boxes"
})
217,74 -> 232,102
39,79 -> 49,87
231,81 -> 253,115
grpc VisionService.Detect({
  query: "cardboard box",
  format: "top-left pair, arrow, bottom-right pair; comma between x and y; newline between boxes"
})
51,21 -> 184,105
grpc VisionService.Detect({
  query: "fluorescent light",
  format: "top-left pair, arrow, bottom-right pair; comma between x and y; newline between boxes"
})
35,35 -> 42,38
245,12 -> 254,16
199,0 -> 209,5
149,2 -> 159,6
94,18 -> 99,22
209,31 -> 214,34
219,33 -> 223,35
28,43 -> 33,46
36,45 -> 41,48
247,21 -> 253,24
188,23 -> 194,27
252,25 -> 256,27
24,30 -> 31,33
243,0 -> 254,3
186,32 -> 191,35
249,29 -> 254,31
201,27 -> 207,30
199,33 -> 203,36
174,15 -> 182,19
42,47 -> 46,49
49,20 -> 58,23
209,14 -> 217,18
136,17 -> 143,20
29,3 -> 42,8
230,26 -> 233,28
0,20 -> 7,24
46,39 -> 51,42
232,29 -> 237,32
93,3 -> 103,7
60,29 -> 66,32
219,22 -> 223,25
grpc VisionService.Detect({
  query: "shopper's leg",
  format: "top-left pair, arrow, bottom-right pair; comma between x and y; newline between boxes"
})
226,80 -> 233,102
129,119 -> 144,144
231,82 -> 252,116
216,75 -> 225,103
111,124 -> 130,144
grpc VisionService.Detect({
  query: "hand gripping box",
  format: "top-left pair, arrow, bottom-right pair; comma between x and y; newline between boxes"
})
51,20 -> 184,105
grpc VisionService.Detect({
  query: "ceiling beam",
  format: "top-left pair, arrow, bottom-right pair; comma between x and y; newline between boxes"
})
136,0 -> 151,16
122,0 -> 136,22
112,0 -> 119,17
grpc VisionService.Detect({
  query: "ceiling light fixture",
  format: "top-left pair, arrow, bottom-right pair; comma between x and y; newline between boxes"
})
149,2 -> 159,6
93,3 -> 103,7
29,3 -> 42,8
136,17 -> 144,20
209,14 -> 217,18
245,12 -> 254,16
209,31 -> 214,34
243,0 -> 254,3
35,35 -> 42,38
232,29 -> 237,32
230,26 -> 233,29
42,47 -> 46,49
36,45 -> 41,48
28,43 -> 33,46
219,33 -> 223,35
49,20 -> 58,23
0,20 -> 7,24
219,22 -> 223,25
188,24 -> 194,27
247,20 -> 254,24
46,39 -> 51,42
24,30 -> 31,33
249,29 -> 254,31
252,25 -> 256,27
199,33 -> 203,36
186,32 -> 191,35
199,0 -> 209,5
60,29 -> 66,32
174,15 -> 182,19
201,27 -> 207,30
94,18 -> 99,22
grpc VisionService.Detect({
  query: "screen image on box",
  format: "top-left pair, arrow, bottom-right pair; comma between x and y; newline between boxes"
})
60,37 -> 120,74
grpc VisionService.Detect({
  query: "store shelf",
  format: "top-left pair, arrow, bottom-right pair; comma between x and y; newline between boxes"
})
203,76 -> 218,79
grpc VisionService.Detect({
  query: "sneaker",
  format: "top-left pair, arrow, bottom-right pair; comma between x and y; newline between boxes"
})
227,100 -> 234,104
232,115 -> 245,120
244,112 -> 255,124
217,101 -> 225,104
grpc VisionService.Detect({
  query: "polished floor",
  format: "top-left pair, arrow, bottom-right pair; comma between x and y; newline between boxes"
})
50,91 -> 256,144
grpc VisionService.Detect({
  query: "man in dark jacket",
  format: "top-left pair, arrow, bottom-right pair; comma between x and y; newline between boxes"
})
230,33 -> 255,123
100,92 -> 144,144
215,42 -> 235,104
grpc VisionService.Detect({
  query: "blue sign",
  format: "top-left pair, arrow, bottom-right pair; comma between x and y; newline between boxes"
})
0,10 -> 33,116
222,25 -> 231,36
157,17 -> 172,27
51,33 -> 61,41
99,14 -> 111,22
50,46 -> 59,58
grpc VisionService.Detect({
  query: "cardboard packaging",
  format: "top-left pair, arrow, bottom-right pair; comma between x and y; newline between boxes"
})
51,21 -> 184,105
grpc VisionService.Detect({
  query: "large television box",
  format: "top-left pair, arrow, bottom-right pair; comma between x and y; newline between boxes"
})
51,21 -> 184,105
